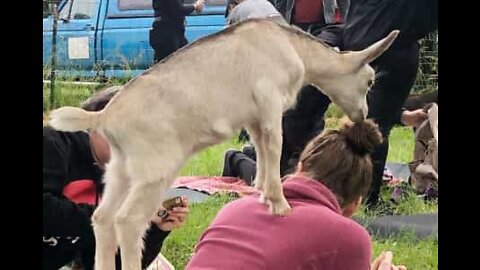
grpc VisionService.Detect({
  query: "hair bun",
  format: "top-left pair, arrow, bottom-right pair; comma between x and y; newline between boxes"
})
339,119 -> 383,156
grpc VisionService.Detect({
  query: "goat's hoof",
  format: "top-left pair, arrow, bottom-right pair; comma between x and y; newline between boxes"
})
268,197 -> 291,216
258,193 -> 267,204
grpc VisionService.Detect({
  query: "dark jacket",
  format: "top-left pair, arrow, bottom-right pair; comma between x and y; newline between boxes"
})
43,127 -> 170,270
153,0 -> 195,24
343,0 -> 438,51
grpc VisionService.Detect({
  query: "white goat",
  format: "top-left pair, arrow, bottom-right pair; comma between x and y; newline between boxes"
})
49,19 -> 398,270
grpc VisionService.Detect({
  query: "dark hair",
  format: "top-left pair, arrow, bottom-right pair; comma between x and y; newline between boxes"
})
298,120 -> 383,207
81,85 -> 121,112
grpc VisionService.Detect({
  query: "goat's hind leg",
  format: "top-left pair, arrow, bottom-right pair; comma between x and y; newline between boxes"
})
92,153 -> 130,270
245,123 -> 267,203
261,119 -> 291,215
256,94 -> 291,215
115,154 -> 182,270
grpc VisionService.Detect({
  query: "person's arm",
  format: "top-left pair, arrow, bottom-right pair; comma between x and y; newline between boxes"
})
142,225 -> 172,268
170,0 -> 197,16
395,108 -> 428,127
43,129 -> 97,255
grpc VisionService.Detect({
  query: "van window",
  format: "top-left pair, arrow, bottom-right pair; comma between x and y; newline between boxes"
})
59,0 -> 96,20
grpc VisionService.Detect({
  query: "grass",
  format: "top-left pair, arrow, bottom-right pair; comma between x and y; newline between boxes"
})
44,88 -> 438,270
387,127 -> 415,163
179,138 -> 244,177
161,195 -> 237,267
372,234 -> 438,269
43,83 -> 98,111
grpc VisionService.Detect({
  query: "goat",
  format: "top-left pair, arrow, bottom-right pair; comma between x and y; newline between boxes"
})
49,19 -> 398,270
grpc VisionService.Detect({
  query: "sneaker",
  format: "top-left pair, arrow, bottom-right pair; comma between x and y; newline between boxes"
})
242,144 -> 256,161
222,149 -> 242,177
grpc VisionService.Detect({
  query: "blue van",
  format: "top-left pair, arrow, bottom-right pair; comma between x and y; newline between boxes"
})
43,0 -> 227,78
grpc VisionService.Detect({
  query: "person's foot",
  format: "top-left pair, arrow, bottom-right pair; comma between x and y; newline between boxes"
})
222,149 -> 242,177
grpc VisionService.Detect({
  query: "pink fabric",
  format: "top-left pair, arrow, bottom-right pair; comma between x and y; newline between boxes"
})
186,176 -> 372,270
171,176 -> 258,196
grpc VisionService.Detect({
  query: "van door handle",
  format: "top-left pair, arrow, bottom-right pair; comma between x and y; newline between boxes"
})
85,23 -> 94,30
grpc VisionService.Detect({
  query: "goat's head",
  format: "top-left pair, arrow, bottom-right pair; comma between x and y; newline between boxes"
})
315,30 -> 400,122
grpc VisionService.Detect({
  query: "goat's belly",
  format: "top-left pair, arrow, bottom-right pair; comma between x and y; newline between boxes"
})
200,119 -> 236,142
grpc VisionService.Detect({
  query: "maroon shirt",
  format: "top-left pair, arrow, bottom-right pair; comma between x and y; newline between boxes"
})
293,0 -> 324,24
186,175 -> 372,270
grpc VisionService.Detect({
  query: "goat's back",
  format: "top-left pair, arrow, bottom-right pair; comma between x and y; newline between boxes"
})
98,20 -> 306,153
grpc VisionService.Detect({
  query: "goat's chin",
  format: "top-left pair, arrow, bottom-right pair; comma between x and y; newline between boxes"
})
347,112 -> 366,123
347,110 -> 368,123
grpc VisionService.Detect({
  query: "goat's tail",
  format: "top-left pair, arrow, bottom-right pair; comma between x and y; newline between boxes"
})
48,106 -> 103,132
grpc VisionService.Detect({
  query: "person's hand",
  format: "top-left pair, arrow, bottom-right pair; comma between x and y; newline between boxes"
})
401,109 -> 428,127
371,251 -> 407,270
194,0 -> 205,13
152,197 -> 189,231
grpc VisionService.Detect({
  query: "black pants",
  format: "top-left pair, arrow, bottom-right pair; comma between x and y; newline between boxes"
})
280,86 -> 331,175
150,21 -> 188,63
279,22 -> 336,175
365,42 -> 420,207
227,86 -> 330,182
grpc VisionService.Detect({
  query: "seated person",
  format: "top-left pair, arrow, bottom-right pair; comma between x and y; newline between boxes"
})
187,120 -> 405,270
224,108 -> 428,184
43,86 -> 189,270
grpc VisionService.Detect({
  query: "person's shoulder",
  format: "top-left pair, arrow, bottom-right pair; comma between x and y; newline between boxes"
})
334,217 -> 372,268
222,194 -> 257,209
215,195 -> 260,216
299,207 -> 370,244
337,216 -> 371,246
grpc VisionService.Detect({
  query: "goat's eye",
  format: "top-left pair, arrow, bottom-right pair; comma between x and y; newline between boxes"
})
367,79 -> 374,87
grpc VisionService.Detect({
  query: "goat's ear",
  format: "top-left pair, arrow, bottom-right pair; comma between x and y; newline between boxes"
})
347,30 -> 400,68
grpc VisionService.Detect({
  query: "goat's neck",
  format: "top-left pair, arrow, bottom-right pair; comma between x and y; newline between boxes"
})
289,35 -> 345,87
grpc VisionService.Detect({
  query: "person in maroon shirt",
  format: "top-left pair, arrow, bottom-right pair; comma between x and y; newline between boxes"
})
187,120 -> 406,270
